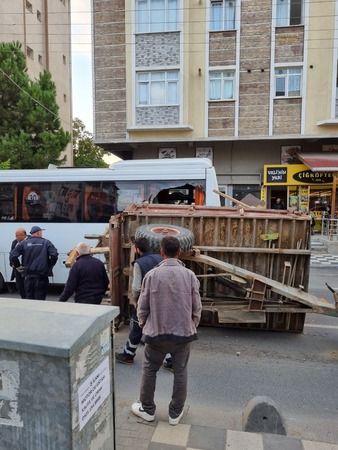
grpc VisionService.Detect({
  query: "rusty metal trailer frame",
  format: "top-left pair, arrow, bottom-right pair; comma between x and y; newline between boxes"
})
107,203 -> 337,332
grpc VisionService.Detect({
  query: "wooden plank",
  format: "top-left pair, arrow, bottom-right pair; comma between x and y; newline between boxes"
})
217,310 -> 266,324
183,253 -> 337,315
193,246 -> 310,255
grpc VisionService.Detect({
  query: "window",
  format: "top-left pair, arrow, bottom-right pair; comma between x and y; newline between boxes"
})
136,0 -> 178,33
210,0 -> 236,31
37,10 -> 42,21
26,0 -> 33,13
26,46 -> 34,60
275,67 -> 302,97
276,0 -> 302,26
209,70 -> 235,100
137,71 -> 179,106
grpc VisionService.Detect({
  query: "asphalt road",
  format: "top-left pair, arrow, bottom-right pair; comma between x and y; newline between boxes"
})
113,266 -> 338,444
1,267 -> 337,443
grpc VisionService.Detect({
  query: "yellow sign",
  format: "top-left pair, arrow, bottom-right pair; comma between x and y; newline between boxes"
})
264,164 -> 334,186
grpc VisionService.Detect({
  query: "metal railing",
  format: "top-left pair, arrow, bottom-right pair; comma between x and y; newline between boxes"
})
321,218 -> 338,240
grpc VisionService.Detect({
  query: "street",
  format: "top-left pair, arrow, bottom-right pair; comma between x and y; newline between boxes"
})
114,266 -> 338,444
1,266 -> 338,444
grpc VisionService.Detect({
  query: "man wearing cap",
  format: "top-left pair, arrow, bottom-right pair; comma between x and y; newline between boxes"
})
9,228 -> 27,298
10,226 -> 58,300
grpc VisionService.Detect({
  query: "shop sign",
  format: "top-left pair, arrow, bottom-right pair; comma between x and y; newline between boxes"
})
292,170 -> 333,184
266,167 -> 287,183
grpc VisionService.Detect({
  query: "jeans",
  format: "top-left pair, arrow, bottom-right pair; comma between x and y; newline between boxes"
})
140,341 -> 191,417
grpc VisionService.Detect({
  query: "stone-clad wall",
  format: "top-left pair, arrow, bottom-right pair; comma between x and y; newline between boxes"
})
136,106 -> 179,125
136,32 -> 180,67
208,101 -> 235,136
273,98 -> 302,134
238,0 -> 272,136
209,31 -> 236,66
275,26 -> 304,63
94,0 -> 127,141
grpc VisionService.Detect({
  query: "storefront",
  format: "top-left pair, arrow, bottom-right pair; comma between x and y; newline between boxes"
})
262,164 -> 334,230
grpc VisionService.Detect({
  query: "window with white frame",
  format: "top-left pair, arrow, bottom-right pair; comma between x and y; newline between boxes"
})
276,0 -> 302,26
209,70 -> 235,101
210,0 -> 236,32
275,67 -> 302,97
136,0 -> 178,33
137,71 -> 179,105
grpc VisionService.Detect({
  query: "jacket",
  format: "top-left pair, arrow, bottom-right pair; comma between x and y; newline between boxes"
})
59,254 -> 109,304
10,236 -> 58,277
137,258 -> 202,344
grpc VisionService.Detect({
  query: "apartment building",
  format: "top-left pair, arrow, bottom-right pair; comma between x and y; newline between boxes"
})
0,0 -> 73,165
93,0 -> 338,207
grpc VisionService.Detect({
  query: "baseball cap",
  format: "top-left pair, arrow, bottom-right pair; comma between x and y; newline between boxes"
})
30,226 -> 45,234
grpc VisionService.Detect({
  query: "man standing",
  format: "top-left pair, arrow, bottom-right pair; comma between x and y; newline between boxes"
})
131,236 -> 202,426
10,226 -> 58,300
59,242 -> 109,304
116,237 -> 162,364
10,228 -> 27,298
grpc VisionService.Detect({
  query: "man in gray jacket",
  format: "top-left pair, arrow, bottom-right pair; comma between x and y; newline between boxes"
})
131,236 -> 202,426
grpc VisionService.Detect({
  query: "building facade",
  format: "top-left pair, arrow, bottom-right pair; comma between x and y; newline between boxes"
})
0,0 -> 73,165
93,0 -> 338,206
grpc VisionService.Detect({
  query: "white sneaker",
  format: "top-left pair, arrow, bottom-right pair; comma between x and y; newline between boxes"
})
131,401 -> 155,422
169,409 -> 184,426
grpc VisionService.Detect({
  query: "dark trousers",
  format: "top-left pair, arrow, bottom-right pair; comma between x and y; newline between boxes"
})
140,341 -> 191,417
14,271 -> 25,299
124,307 -> 143,356
24,276 -> 49,300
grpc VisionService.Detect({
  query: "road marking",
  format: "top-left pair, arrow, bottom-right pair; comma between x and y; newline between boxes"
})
305,324 -> 338,330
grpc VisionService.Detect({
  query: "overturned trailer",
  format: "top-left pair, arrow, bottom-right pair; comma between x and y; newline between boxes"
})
108,203 -> 337,333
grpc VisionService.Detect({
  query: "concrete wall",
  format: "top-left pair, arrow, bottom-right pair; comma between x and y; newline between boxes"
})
0,0 -> 73,165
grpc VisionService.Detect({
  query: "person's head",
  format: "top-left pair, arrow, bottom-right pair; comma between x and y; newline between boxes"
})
15,228 -> 26,242
276,197 -> 281,204
29,226 -> 44,237
76,242 -> 91,256
134,237 -> 150,256
160,236 -> 180,259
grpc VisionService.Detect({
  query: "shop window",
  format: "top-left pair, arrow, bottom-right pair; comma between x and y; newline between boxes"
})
232,184 -> 261,206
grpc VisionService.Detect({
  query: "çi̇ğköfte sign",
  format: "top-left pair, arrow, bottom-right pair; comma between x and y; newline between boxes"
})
292,170 -> 333,184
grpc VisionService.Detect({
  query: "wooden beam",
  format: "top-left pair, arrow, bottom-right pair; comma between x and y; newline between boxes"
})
182,253 -> 337,315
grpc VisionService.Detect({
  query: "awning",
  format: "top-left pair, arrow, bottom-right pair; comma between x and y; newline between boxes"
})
297,152 -> 338,172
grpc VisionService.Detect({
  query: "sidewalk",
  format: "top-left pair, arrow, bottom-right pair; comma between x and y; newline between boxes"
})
115,404 -> 338,450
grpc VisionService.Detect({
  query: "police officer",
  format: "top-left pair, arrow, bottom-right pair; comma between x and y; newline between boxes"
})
10,226 -> 58,300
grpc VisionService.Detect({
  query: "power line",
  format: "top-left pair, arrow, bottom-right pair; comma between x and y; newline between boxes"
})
0,67 -> 72,129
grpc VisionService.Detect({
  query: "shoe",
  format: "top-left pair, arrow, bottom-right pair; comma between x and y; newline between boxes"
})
115,352 -> 134,365
131,401 -> 155,422
163,358 -> 174,372
169,409 -> 184,426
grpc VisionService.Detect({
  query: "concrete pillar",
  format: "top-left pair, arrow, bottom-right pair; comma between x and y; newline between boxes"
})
0,299 -> 119,450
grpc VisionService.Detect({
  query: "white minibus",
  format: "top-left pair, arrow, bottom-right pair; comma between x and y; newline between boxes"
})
0,158 -> 220,289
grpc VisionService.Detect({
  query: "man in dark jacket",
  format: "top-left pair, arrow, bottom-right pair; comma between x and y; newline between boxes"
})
59,242 -> 109,304
10,228 -> 27,298
115,237 -> 162,364
10,226 -> 58,300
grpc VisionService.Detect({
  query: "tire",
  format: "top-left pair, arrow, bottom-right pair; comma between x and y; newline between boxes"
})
135,224 -> 194,253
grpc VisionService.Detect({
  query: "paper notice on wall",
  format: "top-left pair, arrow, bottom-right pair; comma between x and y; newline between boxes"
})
78,357 -> 111,431
0,361 -> 23,428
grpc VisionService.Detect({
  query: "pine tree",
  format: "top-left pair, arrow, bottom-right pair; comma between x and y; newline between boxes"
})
0,42 -> 70,168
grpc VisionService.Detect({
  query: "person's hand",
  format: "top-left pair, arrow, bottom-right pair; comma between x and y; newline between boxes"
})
16,266 -> 25,273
